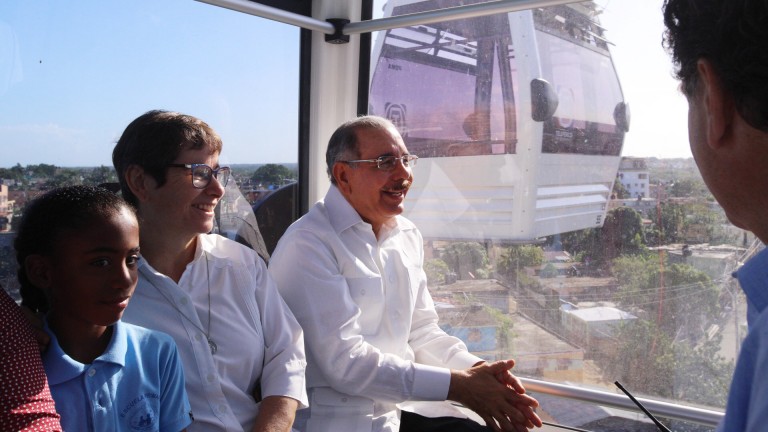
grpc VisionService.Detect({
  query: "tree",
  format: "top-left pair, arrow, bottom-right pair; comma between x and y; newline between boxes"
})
27,163 -> 57,178
539,263 -> 558,278
669,178 -> 708,198
612,177 -> 630,199
424,258 -> 450,285
612,255 -> 719,338
86,165 -> 117,185
602,320 -> 732,408
251,164 -> 296,188
559,207 -> 646,268
648,202 -> 686,244
440,242 -> 489,279
42,169 -> 80,189
496,245 -> 543,278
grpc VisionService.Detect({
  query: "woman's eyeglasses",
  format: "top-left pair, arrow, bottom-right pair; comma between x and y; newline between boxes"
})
167,163 -> 231,188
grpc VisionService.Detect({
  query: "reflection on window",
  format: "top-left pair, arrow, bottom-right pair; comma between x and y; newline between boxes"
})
370,2 -> 518,158
373,1 -> 741,430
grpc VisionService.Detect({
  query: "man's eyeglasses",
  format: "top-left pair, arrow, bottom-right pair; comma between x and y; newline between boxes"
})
167,163 -> 231,189
340,155 -> 418,171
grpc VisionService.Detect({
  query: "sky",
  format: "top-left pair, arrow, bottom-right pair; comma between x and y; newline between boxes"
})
0,0 -> 692,168
596,0 -> 692,159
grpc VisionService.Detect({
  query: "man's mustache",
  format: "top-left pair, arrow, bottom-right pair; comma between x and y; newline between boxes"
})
390,180 -> 411,192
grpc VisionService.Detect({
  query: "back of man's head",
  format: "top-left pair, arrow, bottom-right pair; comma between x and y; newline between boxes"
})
663,0 -> 768,131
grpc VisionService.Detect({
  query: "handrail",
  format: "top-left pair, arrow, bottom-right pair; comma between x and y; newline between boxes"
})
520,377 -> 724,428
344,0 -> 577,35
195,0 -> 581,36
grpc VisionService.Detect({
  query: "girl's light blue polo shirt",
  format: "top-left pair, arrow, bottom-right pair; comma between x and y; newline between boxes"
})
43,320 -> 192,432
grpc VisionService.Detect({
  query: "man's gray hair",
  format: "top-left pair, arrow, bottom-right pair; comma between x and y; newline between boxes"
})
326,115 -> 396,184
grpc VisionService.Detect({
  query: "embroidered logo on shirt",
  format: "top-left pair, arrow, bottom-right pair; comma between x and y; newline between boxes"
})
120,393 -> 159,431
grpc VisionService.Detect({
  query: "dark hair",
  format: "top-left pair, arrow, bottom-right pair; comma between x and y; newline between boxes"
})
15,185 -> 136,313
112,110 -> 223,206
662,0 -> 768,131
326,115 -> 396,184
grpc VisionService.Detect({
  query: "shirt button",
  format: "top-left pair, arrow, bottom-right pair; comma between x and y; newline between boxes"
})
207,374 -> 216,383
218,404 -> 227,413
360,289 -> 366,295
194,333 -> 202,341
341,397 -> 348,403
389,275 -> 395,283
88,369 -> 96,377
180,297 -> 189,306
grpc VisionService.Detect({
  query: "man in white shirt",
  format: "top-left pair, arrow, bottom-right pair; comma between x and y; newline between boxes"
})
269,116 -> 541,432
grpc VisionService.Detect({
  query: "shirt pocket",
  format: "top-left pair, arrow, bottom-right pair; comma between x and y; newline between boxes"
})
346,276 -> 385,333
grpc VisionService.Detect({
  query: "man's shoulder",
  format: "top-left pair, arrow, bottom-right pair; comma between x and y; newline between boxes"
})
281,202 -> 334,241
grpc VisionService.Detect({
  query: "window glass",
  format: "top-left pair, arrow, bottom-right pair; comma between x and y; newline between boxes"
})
372,1 -> 744,430
369,7 -> 518,157
0,0 -> 299,294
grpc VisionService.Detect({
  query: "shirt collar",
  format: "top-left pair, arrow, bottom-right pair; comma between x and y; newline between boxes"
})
43,319 -> 126,385
324,185 -> 415,241
735,247 -> 768,313
325,185 -> 369,235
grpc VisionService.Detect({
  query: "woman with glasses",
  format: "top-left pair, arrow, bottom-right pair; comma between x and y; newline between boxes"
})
112,110 -> 308,432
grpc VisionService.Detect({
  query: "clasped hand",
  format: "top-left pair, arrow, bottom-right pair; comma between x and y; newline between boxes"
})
449,360 -> 542,432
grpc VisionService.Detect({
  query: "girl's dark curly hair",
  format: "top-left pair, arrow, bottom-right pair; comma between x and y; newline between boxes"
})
14,185 -> 135,313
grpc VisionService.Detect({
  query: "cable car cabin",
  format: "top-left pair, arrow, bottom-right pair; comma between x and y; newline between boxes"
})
0,0 -> 731,429
370,0 -> 629,242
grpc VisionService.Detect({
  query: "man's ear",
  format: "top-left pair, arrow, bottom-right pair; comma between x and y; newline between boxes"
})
332,162 -> 352,195
24,255 -> 52,291
124,164 -> 151,203
697,58 -> 734,149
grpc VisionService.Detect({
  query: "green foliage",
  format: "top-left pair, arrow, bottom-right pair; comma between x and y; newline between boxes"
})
602,320 -> 732,407
42,168 -> 81,189
558,207 -> 646,268
539,263 -> 558,278
497,245 -> 544,278
648,202 -> 685,244
612,255 -> 719,337
86,165 -> 117,185
424,258 -> 450,285
484,305 -> 515,349
251,164 -> 296,187
669,178 -> 708,198
612,178 -> 630,199
440,242 -> 488,280
0,163 -> 24,183
27,163 -> 57,178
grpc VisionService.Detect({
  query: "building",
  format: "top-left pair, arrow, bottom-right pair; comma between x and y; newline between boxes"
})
0,184 -> 14,231
560,304 -> 637,355
617,157 -> 650,199
431,278 -> 585,381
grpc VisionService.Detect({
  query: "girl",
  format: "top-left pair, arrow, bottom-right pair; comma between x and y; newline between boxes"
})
15,185 -> 192,432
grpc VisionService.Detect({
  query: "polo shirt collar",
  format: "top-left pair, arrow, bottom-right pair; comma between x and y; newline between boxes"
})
735,247 -> 768,314
44,319 -> 126,385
